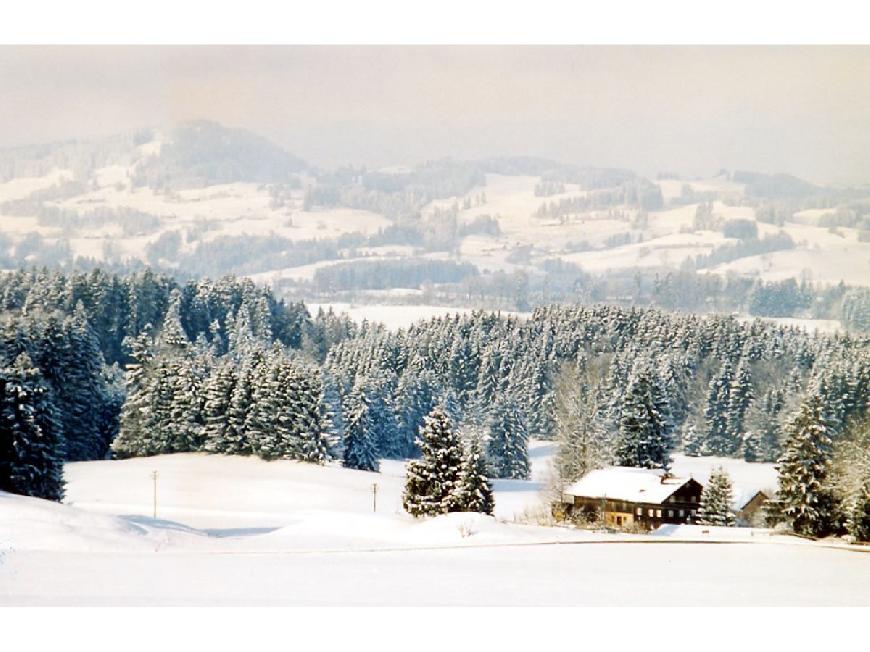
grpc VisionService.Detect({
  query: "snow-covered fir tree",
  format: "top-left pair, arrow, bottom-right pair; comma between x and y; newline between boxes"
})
727,355 -> 754,442
0,353 -> 65,501
403,404 -> 465,516
776,393 -> 837,537
201,359 -> 237,452
696,467 -> 736,526
452,433 -> 495,515
703,360 -> 735,456
681,422 -> 703,457
486,396 -> 530,480
394,368 -> 440,458
341,384 -> 379,472
291,364 -> 332,464
741,429 -> 761,462
615,362 -> 671,470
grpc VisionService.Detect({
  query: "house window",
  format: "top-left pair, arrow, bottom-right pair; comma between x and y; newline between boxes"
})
656,509 -> 662,518
679,509 -> 685,517
636,507 -> 642,516
668,510 -> 674,518
647,509 -> 654,517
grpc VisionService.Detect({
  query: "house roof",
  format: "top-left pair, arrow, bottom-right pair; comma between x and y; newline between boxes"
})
734,489 -> 769,511
563,467 -> 697,505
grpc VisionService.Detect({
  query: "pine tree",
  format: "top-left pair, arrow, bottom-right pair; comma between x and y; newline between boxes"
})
223,352 -> 259,455
364,371 -> 401,459
112,329 -> 155,458
291,365 -> 331,464
615,363 -> 671,470
750,388 -> 785,463
681,423 -> 703,457
776,394 -> 837,537
395,369 -> 440,458
741,429 -> 761,462
703,360 -> 735,456
728,356 -> 754,444
202,360 -> 237,452
844,474 -> 870,542
486,396 -> 530,480
342,386 -> 379,472
403,405 -> 465,516
65,305 -> 113,459
696,467 -> 736,526
160,289 -> 189,351
166,355 -> 205,452
246,351 -> 288,460
452,434 -> 494,515
0,353 -> 65,501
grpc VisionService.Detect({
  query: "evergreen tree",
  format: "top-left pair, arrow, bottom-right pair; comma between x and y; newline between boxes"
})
703,360 -> 735,456
696,467 -> 736,526
113,329 -> 155,458
395,368 -> 440,458
160,289 -> 189,351
166,355 -> 205,452
741,429 -> 761,462
681,423 -> 703,457
342,385 -> 379,472
615,363 -> 671,470
452,433 -> 494,514
202,360 -> 237,452
65,305 -> 113,459
291,365 -> 332,464
776,394 -> 837,537
246,351 -> 288,459
844,475 -> 870,542
728,356 -> 754,442
749,388 -> 785,462
223,352 -> 259,454
0,353 -> 65,501
486,396 -> 530,480
403,405 -> 465,516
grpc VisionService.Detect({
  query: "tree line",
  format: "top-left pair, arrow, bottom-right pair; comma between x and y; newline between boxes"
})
1,269 -> 868,540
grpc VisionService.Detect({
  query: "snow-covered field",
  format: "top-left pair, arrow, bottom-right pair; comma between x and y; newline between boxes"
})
2,443 -> 868,606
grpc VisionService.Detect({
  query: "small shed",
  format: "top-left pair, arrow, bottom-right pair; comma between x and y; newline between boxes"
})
561,467 -> 704,530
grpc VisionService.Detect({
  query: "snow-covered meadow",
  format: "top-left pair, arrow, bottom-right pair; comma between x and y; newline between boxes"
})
2,444 -> 868,606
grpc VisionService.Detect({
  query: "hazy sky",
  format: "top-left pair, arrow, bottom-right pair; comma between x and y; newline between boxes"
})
2,45 -> 870,184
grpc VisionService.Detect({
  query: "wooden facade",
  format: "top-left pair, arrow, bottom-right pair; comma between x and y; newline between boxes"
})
562,473 -> 704,531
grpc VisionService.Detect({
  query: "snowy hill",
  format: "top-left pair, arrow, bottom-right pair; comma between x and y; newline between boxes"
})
63,440 -> 557,529
1,122 -> 868,304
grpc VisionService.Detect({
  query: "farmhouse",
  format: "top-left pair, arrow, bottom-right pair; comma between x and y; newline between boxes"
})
561,467 -> 704,530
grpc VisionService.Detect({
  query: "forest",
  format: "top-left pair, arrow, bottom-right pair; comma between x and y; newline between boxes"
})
0,267 -> 868,540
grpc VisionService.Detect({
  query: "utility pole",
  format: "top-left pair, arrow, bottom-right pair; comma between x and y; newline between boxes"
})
372,482 -> 378,513
151,470 -> 158,519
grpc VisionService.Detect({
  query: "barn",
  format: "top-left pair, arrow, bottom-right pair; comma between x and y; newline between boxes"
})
561,467 -> 704,530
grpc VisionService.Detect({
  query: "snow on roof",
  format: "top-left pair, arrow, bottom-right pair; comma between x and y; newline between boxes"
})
563,467 -> 696,504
